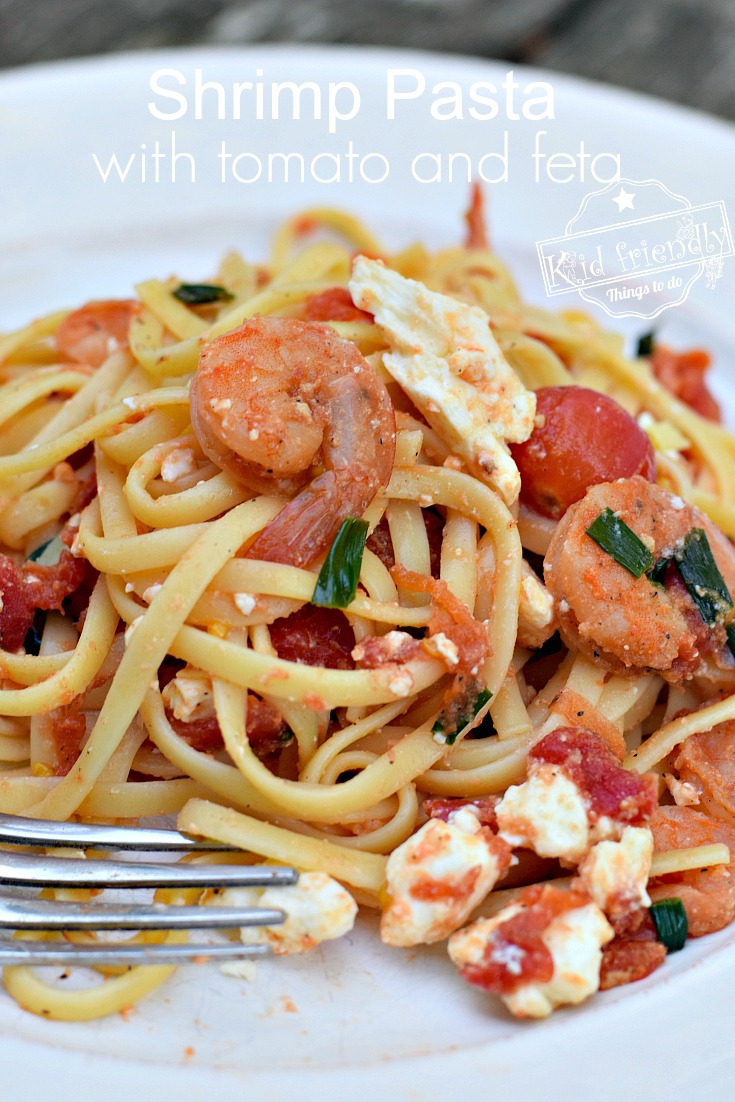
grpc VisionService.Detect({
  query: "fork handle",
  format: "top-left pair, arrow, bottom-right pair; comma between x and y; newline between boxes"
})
0,812 -> 235,851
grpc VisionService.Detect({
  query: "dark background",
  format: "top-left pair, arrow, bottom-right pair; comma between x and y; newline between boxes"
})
1,0 -> 734,120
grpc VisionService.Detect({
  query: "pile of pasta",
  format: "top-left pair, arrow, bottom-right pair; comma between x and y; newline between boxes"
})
1,196 -> 735,1022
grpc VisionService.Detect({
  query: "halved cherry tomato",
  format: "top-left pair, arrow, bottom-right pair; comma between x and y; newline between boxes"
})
509,386 -> 656,519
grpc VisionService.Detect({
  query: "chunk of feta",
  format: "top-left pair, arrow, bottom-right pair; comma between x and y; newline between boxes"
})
160,445 -> 197,484
352,629 -> 416,665
421,631 -> 460,668
380,808 -> 509,947
578,826 -> 653,918
664,774 -> 700,807
497,762 -> 591,862
518,560 -> 555,650
448,900 -> 613,1018
161,667 -> 215,722
142,582 -> 163,604
349,256 -> 535,504
215,871 -> 357,955
220,959 -> 258,981
232,591 -> 257,616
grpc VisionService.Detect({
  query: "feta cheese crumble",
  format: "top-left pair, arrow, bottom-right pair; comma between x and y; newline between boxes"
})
160,445 -> 197,483
578,826 -> 653,918
380,808 -> 510,946
496,763 -> 591,862
349,256 -> 535,504
448,900 -> 613,1019
215,871 -> 357,955
161,668 -> 215,722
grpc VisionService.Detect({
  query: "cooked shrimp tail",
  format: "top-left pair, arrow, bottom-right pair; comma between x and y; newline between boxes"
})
190,316 -> 396,567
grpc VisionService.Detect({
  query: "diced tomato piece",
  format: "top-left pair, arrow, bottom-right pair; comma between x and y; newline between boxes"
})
459,884 -> 590,995
168,695 -> 288,758
68,470 -> 98,514
168,715 -> 223,753
22,550 -> 89,612
304,287 -> 373,323
269,604 -> 355,670
0,550 -> 94,651
423,795 -> 500,830
0,556 -> 32,650
367,510 -> 443,579
353,633 -> 420,668
246,696 -> 290,755
510,386 -> 656,519
530,727 -> 658,825
49,709 -> 88,776
599,908 -> 666,990
651,345 -> 721,422
366,518 -> 394,570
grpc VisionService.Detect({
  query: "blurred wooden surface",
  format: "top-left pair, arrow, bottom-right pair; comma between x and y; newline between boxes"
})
1,0 -> 734,121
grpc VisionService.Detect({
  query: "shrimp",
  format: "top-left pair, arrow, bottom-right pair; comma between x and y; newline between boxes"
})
674,718 -> 735,825
544,476 -> 735,687
56,299 -> 139,367
189,316 -> 396,567
648,805 -> 735,936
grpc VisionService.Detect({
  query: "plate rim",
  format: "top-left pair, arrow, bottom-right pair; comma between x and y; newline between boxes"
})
1,41 -> 735,1102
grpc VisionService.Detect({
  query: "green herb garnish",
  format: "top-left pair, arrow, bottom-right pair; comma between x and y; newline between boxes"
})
172,283 -> 234,306
433,688 -> 493,746
312,518 -> 369,609
27,535 -> 64,566
585,508 -> 655,578
636,331 -> 655,357
676,527 -> 733,627
648,557 -> 670,587
27,538 -> 54,563
23,613 -> 44,657
650,897 -> 688,952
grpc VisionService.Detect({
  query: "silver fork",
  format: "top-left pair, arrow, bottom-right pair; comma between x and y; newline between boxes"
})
0,812 -> 297,966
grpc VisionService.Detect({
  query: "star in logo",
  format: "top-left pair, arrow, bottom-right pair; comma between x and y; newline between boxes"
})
612,187 -> 635,212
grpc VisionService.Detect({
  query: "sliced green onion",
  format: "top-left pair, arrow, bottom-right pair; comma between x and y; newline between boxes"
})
648,557 -> 670,587
676,527 -> 733,627
727,623 -> 735,661
23,613 -> 44,657
585,508 -> 654,578
172,283 -> 234,306
312,518 -> 369,609
433,688 -> 493,746
636,331 -> 655,357
27,534 -> 64,566
650,897 -> 688,952
27,538 -> 54,563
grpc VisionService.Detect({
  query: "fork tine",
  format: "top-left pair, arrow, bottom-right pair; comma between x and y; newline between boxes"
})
0,941 -> 273,966
0,812 -> 235,851
0,850 -> 298,890
0,896 -> 286,930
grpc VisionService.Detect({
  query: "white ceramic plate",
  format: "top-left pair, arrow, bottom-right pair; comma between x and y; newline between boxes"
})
1,45 -> 735,1102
